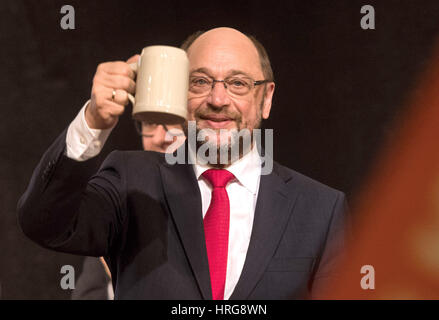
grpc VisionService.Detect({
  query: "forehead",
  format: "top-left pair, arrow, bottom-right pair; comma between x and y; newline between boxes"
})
187,29 -> 263,78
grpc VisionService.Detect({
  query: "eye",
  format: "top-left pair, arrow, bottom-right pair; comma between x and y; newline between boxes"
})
191,77 -> 210,86
228,78 -> 247,87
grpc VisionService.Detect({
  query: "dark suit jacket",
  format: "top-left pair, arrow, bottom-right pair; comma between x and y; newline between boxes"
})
72,257 -> 112,300
17,129 -> 348,299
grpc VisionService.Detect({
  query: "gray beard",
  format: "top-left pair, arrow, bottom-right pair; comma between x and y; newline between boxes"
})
190,87 -> 266,167
194,125 -> 256,168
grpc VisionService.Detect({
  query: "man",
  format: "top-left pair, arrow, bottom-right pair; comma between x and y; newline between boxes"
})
18,27 -> 348,299
72,120 -> 185,300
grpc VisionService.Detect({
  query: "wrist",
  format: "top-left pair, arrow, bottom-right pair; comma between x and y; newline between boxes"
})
84,102 -> 99,129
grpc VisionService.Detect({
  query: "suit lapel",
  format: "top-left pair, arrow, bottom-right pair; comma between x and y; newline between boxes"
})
230,165 -> 299,299
159,159 -> 212,300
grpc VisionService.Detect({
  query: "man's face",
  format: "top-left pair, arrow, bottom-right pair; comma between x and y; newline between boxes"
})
139,122 -> 185,152
186,28 -> 274,149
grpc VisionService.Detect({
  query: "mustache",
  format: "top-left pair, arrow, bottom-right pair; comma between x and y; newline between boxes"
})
194,107 -> 241,122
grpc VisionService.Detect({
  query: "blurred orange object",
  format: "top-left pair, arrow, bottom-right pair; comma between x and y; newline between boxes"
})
323,39 -> 439,299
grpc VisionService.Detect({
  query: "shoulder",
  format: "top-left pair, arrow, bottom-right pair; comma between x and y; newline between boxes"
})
102,150 -> 167,166
271,162 -> 347,229
272,161 -> 345,203
98,150 -> 168,176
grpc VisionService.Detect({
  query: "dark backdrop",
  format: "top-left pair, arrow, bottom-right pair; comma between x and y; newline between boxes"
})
1,0 -> 439,299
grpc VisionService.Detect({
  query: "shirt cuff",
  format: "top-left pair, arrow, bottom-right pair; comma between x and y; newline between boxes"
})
66,101 -> 114,161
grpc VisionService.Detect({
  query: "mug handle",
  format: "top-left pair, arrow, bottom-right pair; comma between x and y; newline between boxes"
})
127,62 -> 138,105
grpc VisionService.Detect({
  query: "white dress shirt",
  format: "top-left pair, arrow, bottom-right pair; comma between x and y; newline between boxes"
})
66,103 -> 261,299
189,144 -> 261,299
66,101 -> 113,160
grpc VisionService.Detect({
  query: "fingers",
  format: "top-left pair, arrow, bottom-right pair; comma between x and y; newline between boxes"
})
93,84 -> 129,106
87,88 -> 126,129
92,88 -> 126,117
97,61 -> 136,79
96,73 -> 136,94
101,99 -> 126,118
87,56 -> 138,129
92,99 -> 125,126
126,54 -> 140,64
111,89 -> 129,106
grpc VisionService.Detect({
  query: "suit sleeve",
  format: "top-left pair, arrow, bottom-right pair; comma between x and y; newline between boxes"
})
17,128 -> 126,257
309,191 -> 351,298
71,257 -> 112,300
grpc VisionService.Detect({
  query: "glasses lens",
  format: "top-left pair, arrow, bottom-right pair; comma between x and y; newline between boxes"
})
189,76 -> 211,94
188,76 -> 254,96
225,77 -> 252,96
142,123 -> 158,134
136,121 -> 184,137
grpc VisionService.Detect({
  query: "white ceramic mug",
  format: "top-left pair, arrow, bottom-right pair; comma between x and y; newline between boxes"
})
129,45 -> 189,124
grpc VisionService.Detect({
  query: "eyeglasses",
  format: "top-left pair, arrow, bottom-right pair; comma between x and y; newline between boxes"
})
134,121 -> 185,138
189,76 -> 270,97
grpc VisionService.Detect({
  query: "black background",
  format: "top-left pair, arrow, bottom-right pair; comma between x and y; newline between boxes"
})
1,0 -> 439,299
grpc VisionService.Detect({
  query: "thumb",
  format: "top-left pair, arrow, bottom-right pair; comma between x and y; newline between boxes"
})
126,54 -> 140,64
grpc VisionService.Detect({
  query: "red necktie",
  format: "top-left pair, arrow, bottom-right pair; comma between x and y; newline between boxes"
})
202,169 -> 235,300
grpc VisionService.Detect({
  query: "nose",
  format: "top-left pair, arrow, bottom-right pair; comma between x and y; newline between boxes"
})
206,81 -> 231,109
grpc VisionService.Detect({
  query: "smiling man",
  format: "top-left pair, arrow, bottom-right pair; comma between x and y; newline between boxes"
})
184,29 -> 273,167
18,27 -> 348,299
187,29 -> 273,133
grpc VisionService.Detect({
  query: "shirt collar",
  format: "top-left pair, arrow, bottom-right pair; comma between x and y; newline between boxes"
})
190,144 -> 261,195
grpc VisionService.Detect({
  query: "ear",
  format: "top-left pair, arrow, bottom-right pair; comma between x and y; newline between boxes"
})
261,82 -> 275,119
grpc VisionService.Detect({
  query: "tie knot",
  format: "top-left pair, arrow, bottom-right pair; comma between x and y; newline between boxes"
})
202,169 -> 235,188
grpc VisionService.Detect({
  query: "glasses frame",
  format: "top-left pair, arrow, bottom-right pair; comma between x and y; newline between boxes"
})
134,121 -> 185,138
189,76 -> 271,97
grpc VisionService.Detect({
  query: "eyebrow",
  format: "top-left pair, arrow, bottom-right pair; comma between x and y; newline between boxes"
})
189,67 -> 254,79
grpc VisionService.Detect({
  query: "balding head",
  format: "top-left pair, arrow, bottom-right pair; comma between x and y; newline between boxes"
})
188,27 -> 255,51
186,27 -> 264,82
184,27 -> 275,165
182,27 -> 274,81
